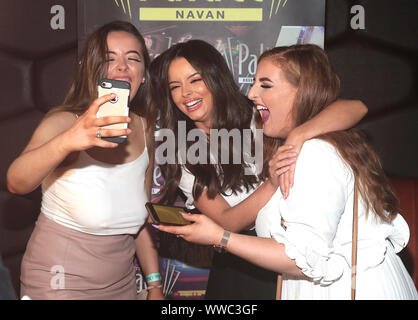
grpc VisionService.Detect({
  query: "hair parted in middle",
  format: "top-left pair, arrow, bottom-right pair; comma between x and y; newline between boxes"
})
151,39 -> 261,204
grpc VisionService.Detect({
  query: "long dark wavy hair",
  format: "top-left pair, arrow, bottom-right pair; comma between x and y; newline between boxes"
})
47,21 -> 154,138
260,44 -> 398,222
151,40 -> 261,204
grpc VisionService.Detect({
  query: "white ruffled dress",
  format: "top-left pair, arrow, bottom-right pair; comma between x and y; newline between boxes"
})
255,139 -> 417,300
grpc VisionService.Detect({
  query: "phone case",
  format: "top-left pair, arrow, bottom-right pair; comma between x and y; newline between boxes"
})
145,202 -> 192,226
97,78 -> 130,144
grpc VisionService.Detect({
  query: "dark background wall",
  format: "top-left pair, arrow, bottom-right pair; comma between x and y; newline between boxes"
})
0,0 -> 416,297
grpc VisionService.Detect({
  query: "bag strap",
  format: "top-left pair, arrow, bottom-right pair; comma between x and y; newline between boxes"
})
276,178 -> 359,300
351,178 -> 359,300
276,218 -> 286,300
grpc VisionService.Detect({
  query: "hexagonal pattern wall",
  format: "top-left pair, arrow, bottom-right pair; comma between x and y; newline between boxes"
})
0,0 -> 416,297
0,0 -> 77,296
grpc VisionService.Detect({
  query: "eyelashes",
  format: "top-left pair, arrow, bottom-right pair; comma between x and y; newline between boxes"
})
169,77 -> 203,91
105,58 -> 142,63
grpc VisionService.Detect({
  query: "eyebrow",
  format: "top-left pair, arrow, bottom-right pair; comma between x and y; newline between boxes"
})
107,50 -> 141,56
259,77 -> 274,83
168,72 -> 200,85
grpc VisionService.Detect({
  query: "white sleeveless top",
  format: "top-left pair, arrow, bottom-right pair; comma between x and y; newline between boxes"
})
178,116 -> 262,209
41,133 -> 149,236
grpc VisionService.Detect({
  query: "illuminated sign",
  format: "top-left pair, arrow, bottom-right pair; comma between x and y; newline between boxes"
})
113,0 -> 291,21
139,8 -> 263,21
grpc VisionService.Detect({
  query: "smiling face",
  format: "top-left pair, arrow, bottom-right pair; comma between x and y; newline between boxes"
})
106,31 -> 145,101
168,57 -> 214,134
248,58 -> 298,139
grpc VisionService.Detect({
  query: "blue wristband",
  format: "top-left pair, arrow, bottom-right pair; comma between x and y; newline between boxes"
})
145,272 -> 161,284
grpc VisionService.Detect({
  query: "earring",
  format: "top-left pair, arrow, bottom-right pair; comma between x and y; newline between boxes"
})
142,77 -> 145,83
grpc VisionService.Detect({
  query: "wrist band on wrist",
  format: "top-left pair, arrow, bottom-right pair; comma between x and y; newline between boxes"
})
145,272 -> 161,284
146,284 -> 163,291
213,230 -> 231,253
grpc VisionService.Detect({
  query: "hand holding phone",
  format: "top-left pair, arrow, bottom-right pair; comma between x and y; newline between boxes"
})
145,202 -> 193,226
97,78 -> 130,144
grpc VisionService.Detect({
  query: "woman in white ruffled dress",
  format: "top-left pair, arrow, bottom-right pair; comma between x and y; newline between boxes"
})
156,44 -> 418,300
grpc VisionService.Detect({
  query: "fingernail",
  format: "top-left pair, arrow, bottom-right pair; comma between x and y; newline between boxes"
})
151,224 -> 159,229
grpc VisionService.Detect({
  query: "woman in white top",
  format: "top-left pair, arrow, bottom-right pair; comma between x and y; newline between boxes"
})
151,40 -> 368,299
7,21 -> 163,300
156,44 -> 418,299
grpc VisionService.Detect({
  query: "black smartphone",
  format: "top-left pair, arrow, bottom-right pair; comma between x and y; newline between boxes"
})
97,78 -> 130,144
145,202 -> 193,226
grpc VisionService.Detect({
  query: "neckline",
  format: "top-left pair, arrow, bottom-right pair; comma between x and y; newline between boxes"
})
82,146 -> 148,167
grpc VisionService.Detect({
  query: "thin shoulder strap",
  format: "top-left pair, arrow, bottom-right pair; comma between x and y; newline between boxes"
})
140,116 -> 147,147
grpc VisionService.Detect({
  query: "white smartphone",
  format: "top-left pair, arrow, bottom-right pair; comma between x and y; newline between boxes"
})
97,78 -> 130,144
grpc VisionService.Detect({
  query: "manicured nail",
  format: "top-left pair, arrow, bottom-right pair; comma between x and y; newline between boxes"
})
151,224 -> 159,229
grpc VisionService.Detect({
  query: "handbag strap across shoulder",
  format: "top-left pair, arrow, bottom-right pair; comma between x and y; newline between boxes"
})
276,178 -> 359,300
351,178 -> 359,300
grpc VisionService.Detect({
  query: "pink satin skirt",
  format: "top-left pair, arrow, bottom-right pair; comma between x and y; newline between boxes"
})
20,213 -> 137,300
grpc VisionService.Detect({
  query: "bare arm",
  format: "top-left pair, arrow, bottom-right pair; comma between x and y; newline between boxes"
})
7,112 -> 76,194
135,125 -> 164,300
134,225 -> 164,300
192,146 -> 297,232
157,214 -> 303,277
7,94 -> 130,194
275,99 -> 368,197
289,99 -> 367,143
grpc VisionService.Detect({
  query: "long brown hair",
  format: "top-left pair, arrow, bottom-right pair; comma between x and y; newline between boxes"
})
260,44 -> 398,222
151,40 -> 260,204
47,21 -> 153,136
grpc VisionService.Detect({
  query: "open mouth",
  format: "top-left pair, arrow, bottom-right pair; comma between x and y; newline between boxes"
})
256,105 -> 270,123
184,98 -> 203,112
113,77 -> 132,85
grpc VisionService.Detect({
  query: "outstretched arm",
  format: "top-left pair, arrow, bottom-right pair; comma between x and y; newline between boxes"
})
156,213 -> 303,277
192,145 -> 297,232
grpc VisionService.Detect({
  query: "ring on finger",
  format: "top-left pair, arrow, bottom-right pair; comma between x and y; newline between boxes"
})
96,128 -> 102,139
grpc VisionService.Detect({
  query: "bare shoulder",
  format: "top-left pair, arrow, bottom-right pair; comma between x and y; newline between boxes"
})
42,111 -> 77,128
38,111 -> 77,133
24,111 -> 77,152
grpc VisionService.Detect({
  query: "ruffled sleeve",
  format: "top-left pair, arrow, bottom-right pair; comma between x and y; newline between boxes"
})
257,139 -> 353,285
